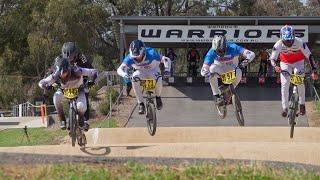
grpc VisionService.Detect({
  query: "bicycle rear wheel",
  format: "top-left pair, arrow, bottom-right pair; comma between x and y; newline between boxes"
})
146,103 -> 157,136
69,107 -> 77,147
232,93 -> 245,126
288,93 -> 299,138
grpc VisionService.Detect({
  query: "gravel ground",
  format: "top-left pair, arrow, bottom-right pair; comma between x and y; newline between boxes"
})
1,152 -> 320,173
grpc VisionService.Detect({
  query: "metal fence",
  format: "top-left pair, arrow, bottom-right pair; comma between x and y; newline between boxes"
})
99,71 -> 122,86
12,102 -> 41,117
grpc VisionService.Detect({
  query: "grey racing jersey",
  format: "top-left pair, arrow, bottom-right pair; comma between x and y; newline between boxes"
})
39,67 -> 98,89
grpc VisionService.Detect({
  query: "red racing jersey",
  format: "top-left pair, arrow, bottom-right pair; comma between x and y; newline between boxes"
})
270,37 -> 311,64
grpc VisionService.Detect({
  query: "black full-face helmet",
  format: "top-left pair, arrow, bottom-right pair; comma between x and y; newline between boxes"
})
61,42 -> 78,62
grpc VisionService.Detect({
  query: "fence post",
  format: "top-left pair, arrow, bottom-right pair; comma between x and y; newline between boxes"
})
19,104 -> 22,117
40,104 -> 47,124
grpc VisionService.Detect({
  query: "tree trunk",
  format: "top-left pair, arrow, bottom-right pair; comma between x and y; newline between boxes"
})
0,0 -> 5,15
167,0 -> 172,16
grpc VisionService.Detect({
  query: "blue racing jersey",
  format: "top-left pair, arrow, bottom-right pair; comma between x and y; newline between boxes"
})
204,43 -> 245,66
123,47 -> 161,70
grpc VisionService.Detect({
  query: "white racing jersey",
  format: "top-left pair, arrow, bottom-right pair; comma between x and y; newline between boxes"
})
270,37 -> 311,64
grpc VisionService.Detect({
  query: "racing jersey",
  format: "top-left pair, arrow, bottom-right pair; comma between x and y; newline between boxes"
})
270,37 -> 311,64
122,47 -> 161,70
204,43 -> 244,66
39,67 -> 98,89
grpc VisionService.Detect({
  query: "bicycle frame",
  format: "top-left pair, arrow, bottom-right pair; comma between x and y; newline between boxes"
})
132,74 -> 162,136
280,70 -> 305,138
62,86 -> 87,147
210,66 -> 245,126
211,67 -> 239,102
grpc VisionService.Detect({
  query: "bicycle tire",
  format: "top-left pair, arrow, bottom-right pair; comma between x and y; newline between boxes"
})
232,93 -> 245,126
146,103 -> 157,136
288,93 -> 299,138
69,106 -> 77,147
216,103 -> 227,119
216,86 -> 228,119
78,132 -> 87,147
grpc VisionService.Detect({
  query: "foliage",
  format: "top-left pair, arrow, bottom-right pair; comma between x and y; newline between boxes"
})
0,0 -> 118,108
99,87 -> 120,115
1,0 -> 320,108
0,76 -> 24,109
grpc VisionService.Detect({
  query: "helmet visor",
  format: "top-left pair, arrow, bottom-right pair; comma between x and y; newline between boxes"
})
130,48 -> 145,58
215,48 -> 225,56
282,39 -> 294,47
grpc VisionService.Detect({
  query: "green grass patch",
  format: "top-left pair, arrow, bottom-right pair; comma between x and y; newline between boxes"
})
90,119 -> 118,128
316,101 -> 320,113
0,162 -> 319,179
0,118 -> 118,147
0,127 -> 67,147
0,170 -> 8,180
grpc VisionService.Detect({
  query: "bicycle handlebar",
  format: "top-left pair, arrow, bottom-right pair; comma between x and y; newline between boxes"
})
210,66 -> 240,77
280,70 -> 310,77
131,74 -> 162,83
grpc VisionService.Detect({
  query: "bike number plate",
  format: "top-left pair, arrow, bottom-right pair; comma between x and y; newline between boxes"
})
221,71 -> 236,84
142,79 -> 156,91
290,74 -> 304,85
63,88 -> 79,99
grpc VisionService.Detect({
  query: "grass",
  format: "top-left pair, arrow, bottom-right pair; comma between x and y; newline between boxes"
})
0,127 -> 67,147
0,119 -> 118,147
90,119 -> 118,128
0,162 -> 319,179
316,101 -> 320,113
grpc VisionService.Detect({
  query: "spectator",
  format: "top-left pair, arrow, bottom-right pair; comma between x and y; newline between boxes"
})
123,76 -> 132,97
187,46 -> 200,77
239,54 -> 248,83
166,48 -> 177,75
122,65 -> 133,97
258,48 -> 270,78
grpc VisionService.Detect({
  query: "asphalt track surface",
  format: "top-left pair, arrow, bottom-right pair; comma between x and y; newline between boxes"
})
127,85 -> 309,127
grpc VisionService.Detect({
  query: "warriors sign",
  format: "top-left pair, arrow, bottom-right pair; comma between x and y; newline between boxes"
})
138,25 -> 308,43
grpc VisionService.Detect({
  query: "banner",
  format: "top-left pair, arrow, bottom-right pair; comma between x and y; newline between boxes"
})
138,25 -> 308,43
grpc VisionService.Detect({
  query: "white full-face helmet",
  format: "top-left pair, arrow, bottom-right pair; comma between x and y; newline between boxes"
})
212,35 -> 227,56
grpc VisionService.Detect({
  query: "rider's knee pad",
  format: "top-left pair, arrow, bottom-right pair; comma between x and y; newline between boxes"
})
77,102 -> 87,114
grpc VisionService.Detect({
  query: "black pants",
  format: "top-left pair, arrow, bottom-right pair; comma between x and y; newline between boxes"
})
258,60 -> 268,77
188,63 -> 197,77
126,82 -> 132,96
85,92 -> 89,121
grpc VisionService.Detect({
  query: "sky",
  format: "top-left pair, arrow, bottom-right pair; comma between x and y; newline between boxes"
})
300,0 -> 307,5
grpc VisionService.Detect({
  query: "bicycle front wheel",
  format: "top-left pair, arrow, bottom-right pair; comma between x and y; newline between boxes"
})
216,103 -> 227,119
69,107 -> 77,147
232,93 -> 245,126
288,93 -> 299,138
77,132 -> 87,148
146,103 -> 157,136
